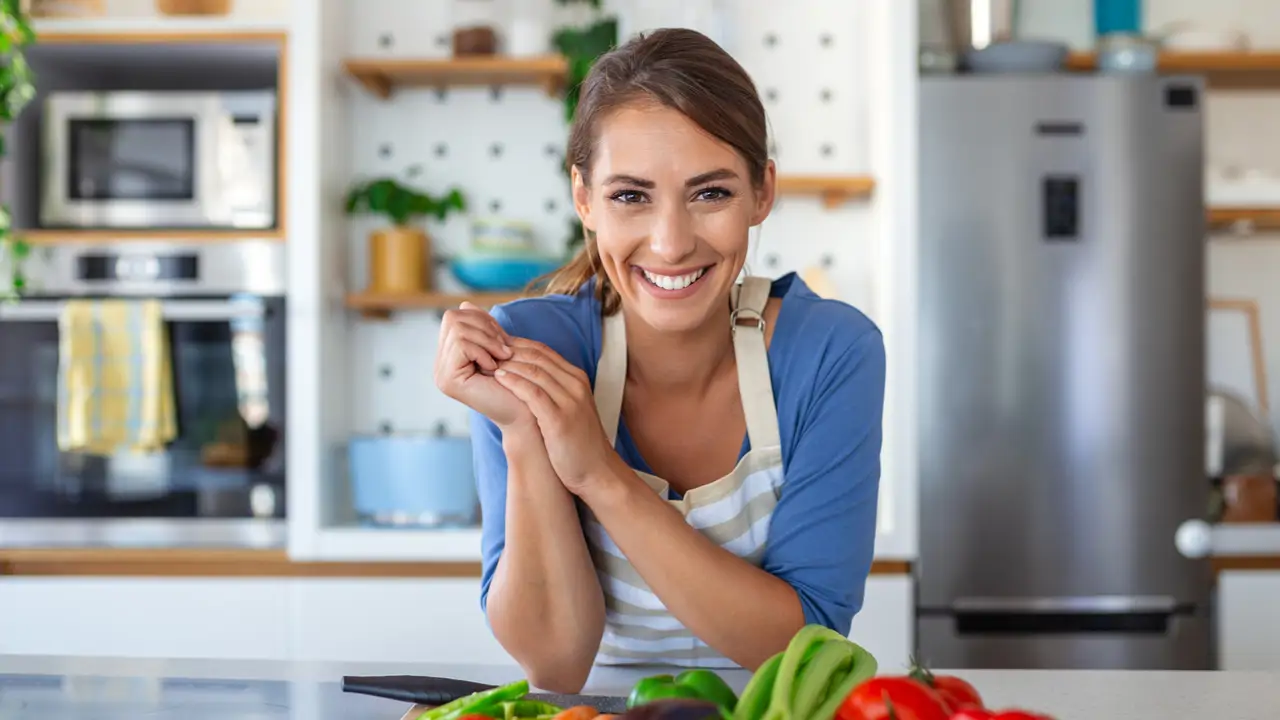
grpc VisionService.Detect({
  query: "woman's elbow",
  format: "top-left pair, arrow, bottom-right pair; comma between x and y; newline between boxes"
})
519,653 -> 594,693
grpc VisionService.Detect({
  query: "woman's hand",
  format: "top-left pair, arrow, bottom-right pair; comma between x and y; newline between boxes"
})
494,339 -> 616,492
434,302 -> 530,429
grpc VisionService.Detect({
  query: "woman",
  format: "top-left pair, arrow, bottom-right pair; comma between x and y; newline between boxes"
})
434,27 -> 885,692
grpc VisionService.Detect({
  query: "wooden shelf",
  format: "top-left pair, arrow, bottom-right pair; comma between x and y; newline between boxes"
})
1208,207 -> 1280,233
34,23 -> 288,45
343,55 -> 569,99
18,228 -> 284,243
1065,50 -> 1280,89
776,175 -> 875,209
346,290 -> 527,319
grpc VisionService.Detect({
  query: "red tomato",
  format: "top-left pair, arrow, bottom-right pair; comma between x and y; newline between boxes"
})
929,675 -> 984,712
949,709 -> 1055,720
949,710 -> 994,720
835,677 -> 950,720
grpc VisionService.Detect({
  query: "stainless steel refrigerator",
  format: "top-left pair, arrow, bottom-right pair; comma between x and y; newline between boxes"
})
915,74 -> 1214,670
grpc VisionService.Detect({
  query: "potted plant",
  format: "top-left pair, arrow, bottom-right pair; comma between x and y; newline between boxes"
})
0,0 -> 36,301
344,177 -> 466,295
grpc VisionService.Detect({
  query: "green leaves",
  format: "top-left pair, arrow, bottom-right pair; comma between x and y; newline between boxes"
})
0,0 -> 34,299
345,177 -> 467,227
552,16 -> 617,122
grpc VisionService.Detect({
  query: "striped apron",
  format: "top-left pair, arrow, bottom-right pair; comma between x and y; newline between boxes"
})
584,275 -> 785,668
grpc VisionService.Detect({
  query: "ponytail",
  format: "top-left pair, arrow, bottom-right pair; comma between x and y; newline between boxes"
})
529,231 -> 621,315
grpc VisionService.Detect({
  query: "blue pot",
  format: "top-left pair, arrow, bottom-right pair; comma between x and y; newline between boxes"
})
348,435 -> 478,528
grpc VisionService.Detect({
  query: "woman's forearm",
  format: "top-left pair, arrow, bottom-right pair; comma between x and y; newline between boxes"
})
485,424 -> 605,692
579,454 -> 806,670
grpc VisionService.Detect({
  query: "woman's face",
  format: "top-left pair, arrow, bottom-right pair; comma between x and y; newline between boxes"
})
572,101 -> 775,334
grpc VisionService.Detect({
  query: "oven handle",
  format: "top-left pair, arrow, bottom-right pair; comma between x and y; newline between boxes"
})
0,299 -> 265,322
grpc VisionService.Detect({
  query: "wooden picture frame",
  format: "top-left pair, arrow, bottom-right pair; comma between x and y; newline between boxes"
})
1208,296 -> 1270,414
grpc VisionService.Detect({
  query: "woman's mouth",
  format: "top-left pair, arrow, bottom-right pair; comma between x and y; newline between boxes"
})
634,265 -> 712,299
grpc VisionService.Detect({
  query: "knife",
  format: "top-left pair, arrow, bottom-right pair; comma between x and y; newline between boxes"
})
341,675 -> 628,714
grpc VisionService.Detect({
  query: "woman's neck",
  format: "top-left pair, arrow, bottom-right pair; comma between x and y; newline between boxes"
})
622,300 -> 735,394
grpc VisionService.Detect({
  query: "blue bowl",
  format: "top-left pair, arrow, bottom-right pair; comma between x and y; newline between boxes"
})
450,254 -> 564,292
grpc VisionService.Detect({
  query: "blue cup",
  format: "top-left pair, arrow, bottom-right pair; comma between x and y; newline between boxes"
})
1095,0 -> 1142,36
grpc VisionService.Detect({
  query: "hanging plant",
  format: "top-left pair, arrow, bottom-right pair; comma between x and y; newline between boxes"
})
0,0 -> 35,301
551,0 -> 616,254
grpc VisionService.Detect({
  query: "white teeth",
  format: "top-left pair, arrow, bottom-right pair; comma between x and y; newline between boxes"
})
642,267 -> 706,291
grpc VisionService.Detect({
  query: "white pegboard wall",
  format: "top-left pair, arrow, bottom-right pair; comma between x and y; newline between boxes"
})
339,0 -> 885,438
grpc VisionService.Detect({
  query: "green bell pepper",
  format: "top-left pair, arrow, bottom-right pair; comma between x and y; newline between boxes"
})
627,669 -> 738,713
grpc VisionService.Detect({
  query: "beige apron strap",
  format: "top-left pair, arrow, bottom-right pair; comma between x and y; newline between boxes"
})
732,276 -> 782,449
594,309 -> 627,448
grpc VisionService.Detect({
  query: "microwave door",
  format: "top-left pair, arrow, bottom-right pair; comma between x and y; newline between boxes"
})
40,92 -> 227,229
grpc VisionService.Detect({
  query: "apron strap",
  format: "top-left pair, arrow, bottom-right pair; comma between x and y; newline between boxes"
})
731,276 -> 782,450
594,309 -> 627,448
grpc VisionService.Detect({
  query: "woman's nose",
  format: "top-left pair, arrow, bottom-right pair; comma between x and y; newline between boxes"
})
649,206 -> 696,262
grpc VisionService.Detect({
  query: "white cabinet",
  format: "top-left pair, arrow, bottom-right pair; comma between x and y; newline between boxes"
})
1217,570 -> 1280,670
0,575 -> 914,668
0,578 -> 291,660
287,578 -> 511,664
850,576 -> 914,674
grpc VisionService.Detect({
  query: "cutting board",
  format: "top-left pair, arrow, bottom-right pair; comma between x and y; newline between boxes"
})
398,693 -> 628,719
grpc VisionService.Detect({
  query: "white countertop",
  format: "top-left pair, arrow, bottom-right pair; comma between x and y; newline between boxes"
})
1,654 -> 1278,719
1211,522 -> 1280,557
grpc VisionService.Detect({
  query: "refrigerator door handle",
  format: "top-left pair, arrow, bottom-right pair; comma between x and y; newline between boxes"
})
950,596 -> 1183,637
952,596 -> 1178,614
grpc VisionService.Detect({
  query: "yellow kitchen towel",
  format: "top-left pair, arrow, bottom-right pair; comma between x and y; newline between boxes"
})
56,299 -> 177,455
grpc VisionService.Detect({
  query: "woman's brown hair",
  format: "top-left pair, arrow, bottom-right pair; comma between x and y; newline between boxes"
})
536,27 -> 769,315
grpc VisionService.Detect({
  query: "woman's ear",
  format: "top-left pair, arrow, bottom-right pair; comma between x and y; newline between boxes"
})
750,159 -> 777,226
571,165 -> 596,232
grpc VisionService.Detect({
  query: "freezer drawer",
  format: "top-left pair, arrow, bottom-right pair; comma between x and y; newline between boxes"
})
916,601 -> 1212,670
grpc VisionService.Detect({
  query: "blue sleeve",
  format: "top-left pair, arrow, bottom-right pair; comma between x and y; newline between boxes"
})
472,297 -> 600,615
474,408 -> 507,617
474,305 -> 517,617
761,328 -> 886,634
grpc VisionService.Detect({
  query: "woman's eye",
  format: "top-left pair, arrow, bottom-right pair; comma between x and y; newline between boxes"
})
696,187 -> 732,201
610,190 -> 647,204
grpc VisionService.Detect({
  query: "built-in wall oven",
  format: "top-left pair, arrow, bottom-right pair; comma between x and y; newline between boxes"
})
0,241 -> 286,529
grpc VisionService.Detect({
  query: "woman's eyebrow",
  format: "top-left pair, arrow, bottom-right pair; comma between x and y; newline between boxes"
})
603,174 -> 655,188
685,168 -> 737,186
602,168 -> 739,188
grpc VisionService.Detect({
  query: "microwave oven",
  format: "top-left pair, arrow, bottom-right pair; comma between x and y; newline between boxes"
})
39,90 -> 278,231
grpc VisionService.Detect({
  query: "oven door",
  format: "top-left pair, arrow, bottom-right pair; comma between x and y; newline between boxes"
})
0,295 -> 286,519
39,91 -> 276,231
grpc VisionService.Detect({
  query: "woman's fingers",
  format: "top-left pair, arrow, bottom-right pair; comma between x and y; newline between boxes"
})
448,326 -> 511,372
495,359 -> 573,408
494,365 -> 561,421
504,338 -> 589,399
460,302 -> 514,344
441,307 -> 512,367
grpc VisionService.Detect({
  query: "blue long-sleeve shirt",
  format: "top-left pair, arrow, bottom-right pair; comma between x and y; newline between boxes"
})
471,272 -> 885,634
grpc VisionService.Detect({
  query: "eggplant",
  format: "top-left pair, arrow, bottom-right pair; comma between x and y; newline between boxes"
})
619,699 -> 722,720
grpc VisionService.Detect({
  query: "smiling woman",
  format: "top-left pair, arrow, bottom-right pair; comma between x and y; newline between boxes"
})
433,28 -> 886,693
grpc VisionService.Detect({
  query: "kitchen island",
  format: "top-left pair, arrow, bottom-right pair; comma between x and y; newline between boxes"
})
0,654 -> 1277,719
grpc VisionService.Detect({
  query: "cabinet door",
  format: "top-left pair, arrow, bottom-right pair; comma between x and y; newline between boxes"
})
0,578 -> 291,659
287,578 -> 513,664
849,576 -> 914,673
1217,571 -> 1280,670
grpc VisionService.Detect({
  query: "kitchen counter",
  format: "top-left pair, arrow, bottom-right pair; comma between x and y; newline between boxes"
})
1,655 -> 1278,720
